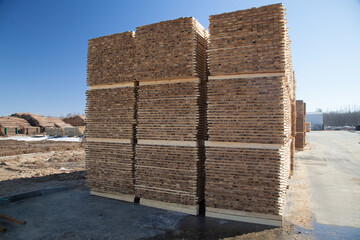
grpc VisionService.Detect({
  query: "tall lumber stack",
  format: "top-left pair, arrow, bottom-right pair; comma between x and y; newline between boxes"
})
86,32 -> 137,201
0,116 -> 39,136
134,17 -> 208,214
205,3 -> 294,225
295,100 -> 306,150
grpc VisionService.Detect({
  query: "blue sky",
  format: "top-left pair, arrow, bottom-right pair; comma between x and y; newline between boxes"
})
0,0 -> 359,116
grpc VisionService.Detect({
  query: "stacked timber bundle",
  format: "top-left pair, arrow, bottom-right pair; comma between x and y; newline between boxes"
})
0,116 -> 33,136
86,31 -> 137,201
11,113 -> 70,132
306,122 -> 311,132
134,17 -> 208,214
205,3 -> 294,225
295,100 -> 306,150
62,115 -> 86,127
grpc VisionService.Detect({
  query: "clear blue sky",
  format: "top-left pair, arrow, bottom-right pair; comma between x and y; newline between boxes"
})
1,0 -> 359,116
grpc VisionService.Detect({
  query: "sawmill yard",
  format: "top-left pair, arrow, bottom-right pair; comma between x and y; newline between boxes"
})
0,135 -> 308,239
0,131 -> 358,239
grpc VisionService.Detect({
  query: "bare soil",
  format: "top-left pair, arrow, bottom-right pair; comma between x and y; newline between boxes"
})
0,140 -> 86,197
0,140 -> 84,157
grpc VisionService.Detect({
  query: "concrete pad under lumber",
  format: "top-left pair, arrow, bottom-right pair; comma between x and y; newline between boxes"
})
140,198 -> 199,215
90,191 -> 135,203
206,207 -> 282,227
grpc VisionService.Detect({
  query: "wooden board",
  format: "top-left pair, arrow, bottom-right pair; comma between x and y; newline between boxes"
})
91,191 -> 135,203
140,198 -> 199,215
206,207 -> 282,227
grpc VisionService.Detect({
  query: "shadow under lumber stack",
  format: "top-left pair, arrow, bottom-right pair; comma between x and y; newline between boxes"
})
86,32 -> 137,201
205,3 -> 295,226
134,17 -> 208,214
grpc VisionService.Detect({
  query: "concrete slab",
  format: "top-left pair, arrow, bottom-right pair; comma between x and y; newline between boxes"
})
0,189 -> 275,239
296,131 -> 360,230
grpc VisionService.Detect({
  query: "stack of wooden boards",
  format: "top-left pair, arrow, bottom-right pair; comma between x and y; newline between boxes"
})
86,32 -> 137,201
85,3 -> 297,226
11,113 -> 72,132
0,116 -> 40,136
205,3 -> 295,226
134,17 -> 208,214
295,100 -> 306,150
62,115 -> 86,127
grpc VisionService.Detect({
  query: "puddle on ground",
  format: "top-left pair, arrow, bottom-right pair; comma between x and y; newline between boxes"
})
293,224 -> 313,236
312,221 -> 360,240
139,215 -> 276,240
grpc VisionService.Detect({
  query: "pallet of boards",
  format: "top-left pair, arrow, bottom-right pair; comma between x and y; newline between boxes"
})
205,3 -> 294,226
134,17 -> 208,215
295,100 -> 306,150
86,31 -> 136,201
205,141 -> 291,226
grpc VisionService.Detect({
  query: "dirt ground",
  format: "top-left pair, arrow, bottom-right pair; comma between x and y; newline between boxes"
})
0,140 -> 84,157
0,138 -> 313,239
0,140 -> 85,197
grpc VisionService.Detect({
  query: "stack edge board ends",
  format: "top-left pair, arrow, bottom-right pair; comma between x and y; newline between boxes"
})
86,31 -> 137,202
295,100 -> 306,150
205,3 -> 295,226
134,17 -> 208,215
306,122 -> 311,132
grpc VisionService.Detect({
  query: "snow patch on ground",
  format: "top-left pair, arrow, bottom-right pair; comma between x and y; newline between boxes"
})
0,136 -> 83,142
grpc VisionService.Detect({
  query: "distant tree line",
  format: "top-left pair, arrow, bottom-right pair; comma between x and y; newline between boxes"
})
323,107 -> 360,126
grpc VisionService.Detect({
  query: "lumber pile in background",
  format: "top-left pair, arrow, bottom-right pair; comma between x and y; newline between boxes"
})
295,100 -> 306,150
0,117 -> 40,136
62,115 -> 86,127
205,3 -> 295,225
11,113 -> 71,132
86,32 -> 137,200
134,17 -> 208,214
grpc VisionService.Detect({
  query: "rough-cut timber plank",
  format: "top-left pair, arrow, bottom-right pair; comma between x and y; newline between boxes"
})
139,77 -> 200,86
208,72 -> 285,80
205,141 -> 282,150
89,82 -> 135,90
206,208 -> 282,227
86,138 -> 132,144
91,191 -> 135,203
140,198 -> 199,215
138,139 -> 198,147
